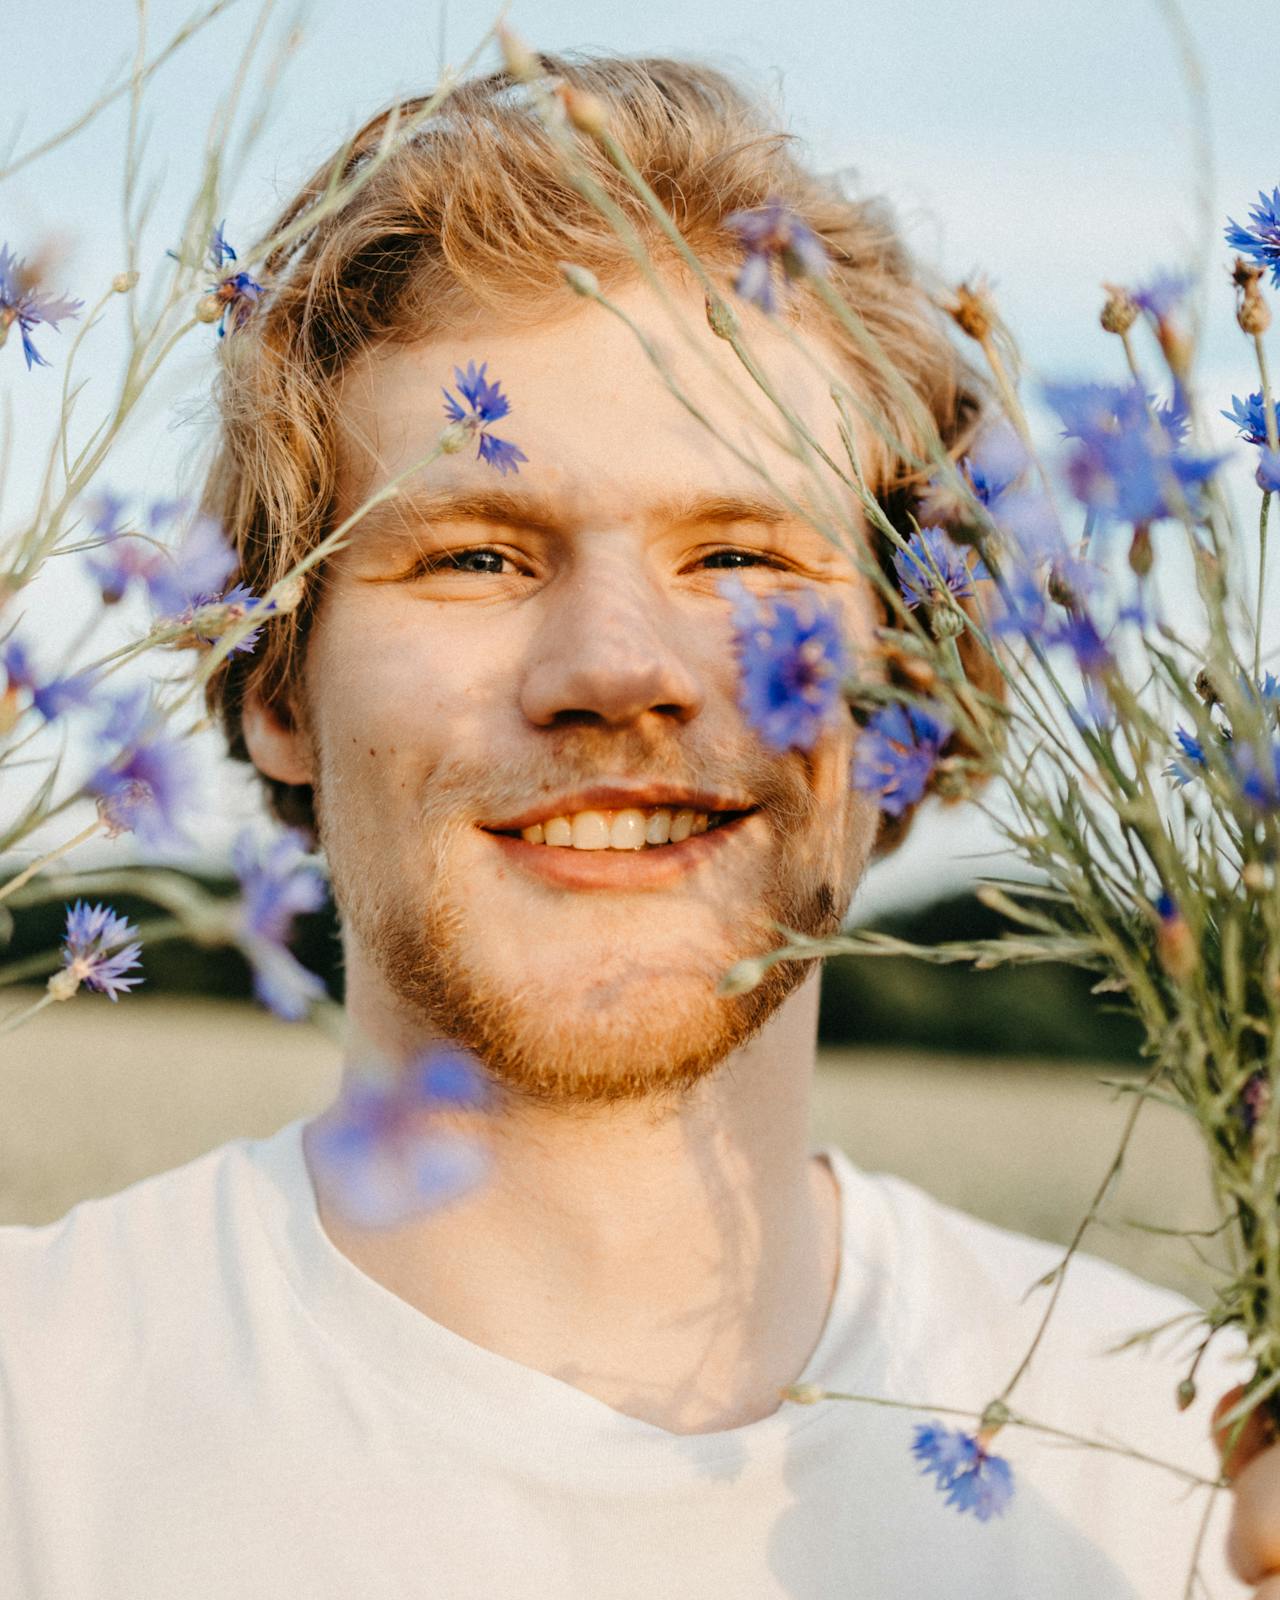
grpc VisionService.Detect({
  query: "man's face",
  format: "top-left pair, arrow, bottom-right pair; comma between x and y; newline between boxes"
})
285,275 -> 884,1108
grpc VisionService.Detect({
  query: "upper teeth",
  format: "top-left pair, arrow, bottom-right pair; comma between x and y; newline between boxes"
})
517,807 -> 717,850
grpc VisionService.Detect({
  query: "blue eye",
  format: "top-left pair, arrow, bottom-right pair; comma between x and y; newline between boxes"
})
425,547 -> 510,574
700,549 -> 780,569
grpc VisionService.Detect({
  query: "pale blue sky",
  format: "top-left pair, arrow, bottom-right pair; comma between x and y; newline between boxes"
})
2,0 -> 1276,914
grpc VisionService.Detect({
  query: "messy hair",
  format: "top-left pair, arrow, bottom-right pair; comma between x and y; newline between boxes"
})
201,50 -> 995,853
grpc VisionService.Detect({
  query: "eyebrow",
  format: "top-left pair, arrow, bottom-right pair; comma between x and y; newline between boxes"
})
346,483 -> 802,547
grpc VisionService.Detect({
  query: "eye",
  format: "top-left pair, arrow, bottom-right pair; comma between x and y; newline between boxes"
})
695,547 -> 788,571
416,546 -> 519,576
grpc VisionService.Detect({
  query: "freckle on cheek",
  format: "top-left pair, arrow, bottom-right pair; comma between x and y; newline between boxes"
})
368,747 -> 376,757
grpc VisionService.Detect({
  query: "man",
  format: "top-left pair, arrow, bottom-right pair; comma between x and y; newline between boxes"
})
1,50 -> 1274,1598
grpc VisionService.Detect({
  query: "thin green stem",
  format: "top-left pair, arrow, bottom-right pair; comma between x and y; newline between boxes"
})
0,819 -> 103,904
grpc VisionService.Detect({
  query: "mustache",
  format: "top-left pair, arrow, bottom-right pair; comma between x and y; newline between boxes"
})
415,726 -> 819,835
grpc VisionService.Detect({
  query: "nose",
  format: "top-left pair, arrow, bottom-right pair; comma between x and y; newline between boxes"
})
519,556 -> 705,731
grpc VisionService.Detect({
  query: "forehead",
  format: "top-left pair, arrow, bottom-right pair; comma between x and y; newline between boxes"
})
333,274 -> 865,530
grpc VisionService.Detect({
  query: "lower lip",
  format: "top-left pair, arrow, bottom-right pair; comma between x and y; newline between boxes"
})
481,813 -> 759,889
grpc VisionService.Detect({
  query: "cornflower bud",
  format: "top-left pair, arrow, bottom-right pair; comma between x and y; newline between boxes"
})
784,1383 -> 825,1406
558,262 -> 601,299
497,23 -> 540,83
112,271 -> 140,294
272,574 -> 306,614
556,83 -> 608,137
1046,566 -> 1080,608
1194,666 -> 1221,707
1176,1378 -> 1197,1411
195,294 -> 223,325
1155,892 -> 1197,983
705,293 -> 739,342
948,279 -> 996,343
930,605 -> 966,640
1232,257 -> 1271,336
438,420 -> 470,454
0,683 -> 21,736
1128,524 -> 1154,578
1100,283 -> 1139,336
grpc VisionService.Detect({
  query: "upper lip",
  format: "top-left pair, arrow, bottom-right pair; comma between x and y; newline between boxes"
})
481,785 -> 758,833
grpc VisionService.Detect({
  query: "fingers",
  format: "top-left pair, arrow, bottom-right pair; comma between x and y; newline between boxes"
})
1249,1579 -> 1280,1600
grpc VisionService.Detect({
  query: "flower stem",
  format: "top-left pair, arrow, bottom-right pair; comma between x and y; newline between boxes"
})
0,992 -> 55,1037
0,819 -> 103,904
782,1384 -> 1219,1489
1252,331 -> 1278,682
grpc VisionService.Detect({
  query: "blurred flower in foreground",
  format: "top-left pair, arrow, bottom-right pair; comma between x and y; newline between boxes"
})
1044,381 -> 1222,527
145,509 -> 241,618
231,828 -> 328,1021
893,526 -> 988,611
722,576 -> 848,752
49,901 -> 143,1002
723,199 -> 828,315
308,1047 -> 492,1228
1225,188 -> 1280,288
912,1422 -> 1014,1521
0,639 -> 95,726
441,361 -> 529,475
88,692 -> 196,848
0,244 -> 82,369
851,703 -> 951,816
1131,270 -> 1192,324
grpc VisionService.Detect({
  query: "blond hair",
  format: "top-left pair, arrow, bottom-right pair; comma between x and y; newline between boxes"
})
201,51 -> 990,847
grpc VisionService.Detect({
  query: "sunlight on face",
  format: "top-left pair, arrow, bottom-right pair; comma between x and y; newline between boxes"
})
302,273 -> 884,1108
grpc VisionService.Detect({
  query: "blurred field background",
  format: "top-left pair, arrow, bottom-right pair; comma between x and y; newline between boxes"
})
0,889 -> 1231,1310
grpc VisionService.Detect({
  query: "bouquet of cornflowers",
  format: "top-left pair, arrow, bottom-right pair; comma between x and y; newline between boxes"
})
4,7 -> 1280,1579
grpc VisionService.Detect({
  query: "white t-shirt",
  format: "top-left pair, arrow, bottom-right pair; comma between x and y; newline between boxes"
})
0,1119 -> 1249,1598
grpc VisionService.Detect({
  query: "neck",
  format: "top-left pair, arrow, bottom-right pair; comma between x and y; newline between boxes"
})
304,972 -> 840,1436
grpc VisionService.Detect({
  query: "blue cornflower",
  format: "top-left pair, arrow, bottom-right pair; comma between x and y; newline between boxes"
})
441,361 -> 529,476
56,901 -> 143,1002
307,1046 -> 492,1229
1259,450 -> 1280,493
145,510 -> 241,618
202,223 -> 264,337
1166,725 -> 1208,788
912,1422 -> 1014,1522
231,828 -> 328,1021
1048,611 -> 1112,678
723,578 -> 848,752
1225,188 -> 1280,288
1233,738 -> 1280,810
0,638 -> 95,723
962,421 -> 1027,508
1044,380 -> 1221,526
0,244 -> 82,369
88,692 -> 196,847
723,199 -> 828,315
1131,270 -> 1192,323
893,526 -> 988,610
850,702 -> 951,817
186,581 -> 272,655
1222,392 -> 1280,448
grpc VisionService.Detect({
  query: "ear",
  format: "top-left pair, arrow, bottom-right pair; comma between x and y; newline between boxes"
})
241,687 -> 314,787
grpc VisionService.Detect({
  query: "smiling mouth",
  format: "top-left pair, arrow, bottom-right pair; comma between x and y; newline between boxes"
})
485,805 -> 757,851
